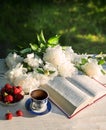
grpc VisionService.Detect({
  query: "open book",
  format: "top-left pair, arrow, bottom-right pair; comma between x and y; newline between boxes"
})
41,75 -> 106,118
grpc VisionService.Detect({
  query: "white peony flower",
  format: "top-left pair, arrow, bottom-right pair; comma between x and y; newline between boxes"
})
43,45 -> 66,67
64,46 -> 76,62
5,53 -> 23,69
43,45 -> 77,77
5,63 -> 27,83
58,61 -> 77,77
43,62 -> 58,77
33,72 -> 51,85
73,54 -> 88,64
81,61 -> 103,78
88,58 -> 98,64
24,53 -> 43,68
13,74 -> 40,94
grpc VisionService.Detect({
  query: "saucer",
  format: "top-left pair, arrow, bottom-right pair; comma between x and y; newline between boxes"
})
25,98 -> 51,115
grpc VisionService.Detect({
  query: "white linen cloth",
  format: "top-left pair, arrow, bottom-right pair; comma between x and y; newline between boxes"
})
0,59 -> 106,130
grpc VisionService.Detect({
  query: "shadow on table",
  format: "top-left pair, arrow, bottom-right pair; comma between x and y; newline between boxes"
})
23,100 -> 64,118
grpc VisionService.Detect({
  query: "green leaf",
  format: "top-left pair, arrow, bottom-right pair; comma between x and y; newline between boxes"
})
40,30 -> 46,43
23,62 -> 33,72
81,58 -> 88,65
40,43 -> 45,48
30,43 -> 38,51
37,31 -> 46,44
48,35 -> 60,46
49,70 -> 55,74
98,59 -> 105,65
20,48 -> 32,55
101,69 -> 106,74
75,65 -> 83,72
36,68 -> 45,74
37,33 -> 40,43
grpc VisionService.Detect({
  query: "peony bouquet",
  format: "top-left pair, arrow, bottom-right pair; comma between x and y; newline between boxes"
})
4,31 -> 106,94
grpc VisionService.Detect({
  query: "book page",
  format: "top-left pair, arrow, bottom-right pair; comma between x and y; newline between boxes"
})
46,76 -> 91,107
41,84 -> 77,117
67,75 -> 106,97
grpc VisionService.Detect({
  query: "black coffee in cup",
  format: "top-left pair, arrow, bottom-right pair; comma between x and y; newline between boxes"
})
31,89 -> 48,100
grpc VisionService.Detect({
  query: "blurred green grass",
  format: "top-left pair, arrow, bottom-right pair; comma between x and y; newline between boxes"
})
0,0 -> 106,58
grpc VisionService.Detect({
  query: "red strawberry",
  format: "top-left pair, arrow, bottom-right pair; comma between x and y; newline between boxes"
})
16,86 -> 22,92
13,86 -> 21,95
5,112 -> 13,120
4,95 -> 13,103
16,110 -> 23,116
4,83 -> 13,93
14,93 -> 24,102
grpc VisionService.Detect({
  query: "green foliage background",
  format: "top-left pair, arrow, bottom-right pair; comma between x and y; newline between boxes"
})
0,0 -> 106,58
